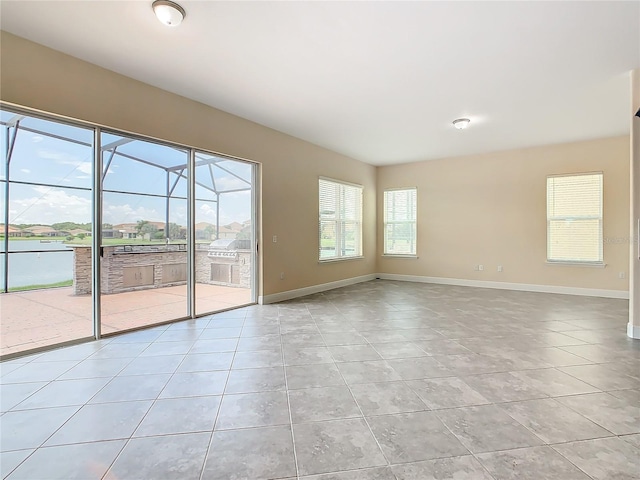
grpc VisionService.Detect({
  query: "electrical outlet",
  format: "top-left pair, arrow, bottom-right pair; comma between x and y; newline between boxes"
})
272,235 -> 277,243
619,272 -> 626,279
479,265 -> 484,271
280,272 -> 285,280
497,265 -> 503,272
474,265 -> 479,271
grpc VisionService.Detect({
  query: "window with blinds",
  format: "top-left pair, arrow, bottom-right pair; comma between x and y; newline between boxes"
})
384,188 -> 417,255
319,178 -> 363,261
547,173 -> 603,263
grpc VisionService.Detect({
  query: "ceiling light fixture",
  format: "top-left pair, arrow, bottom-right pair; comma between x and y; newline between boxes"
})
452,118 -> 471,130
152,0 -> 185,27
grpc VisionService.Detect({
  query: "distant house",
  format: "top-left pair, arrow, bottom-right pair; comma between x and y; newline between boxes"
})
24,225 -> 61,237
195,222 -> 216,240
194,221 -> 247,240
68,229 -> 91,237
148,221 -> 166,231
102,229 -> 123,239
226,221 -> 244,232
113,221 -> 166,239
112,223 -> 138,239
0,224 -> 25,237
217,225 -> 240,239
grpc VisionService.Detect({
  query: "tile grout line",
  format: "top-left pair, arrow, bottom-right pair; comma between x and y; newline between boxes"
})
197,310 -> 245,480
315,300 -> 396,474
1,284 -> 635,479
4,347 -> 139,474
279,304 -> 303,480
548,442 -> 602,480
99,320 -> 211,480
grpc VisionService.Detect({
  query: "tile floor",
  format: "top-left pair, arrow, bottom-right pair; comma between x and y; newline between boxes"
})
0,280 -> 638,479
1,284 -> 251,356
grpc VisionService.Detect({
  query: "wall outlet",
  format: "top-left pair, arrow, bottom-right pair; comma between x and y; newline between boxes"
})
272,235 -> 277,243
497,265 -> 503,272
474,265 -> 479,271
280,272 -> 285,280
478,264 -> 484,271
619,272 -> 626,279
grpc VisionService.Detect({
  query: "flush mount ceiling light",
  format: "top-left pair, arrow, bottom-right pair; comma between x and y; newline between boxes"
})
152,0 -> 185,27
452,118 -> 471,130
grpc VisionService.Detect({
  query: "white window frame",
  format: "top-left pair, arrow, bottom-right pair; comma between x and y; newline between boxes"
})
383,187 -> 417,257
318,177 -> 363,262
546,172 -> 604,265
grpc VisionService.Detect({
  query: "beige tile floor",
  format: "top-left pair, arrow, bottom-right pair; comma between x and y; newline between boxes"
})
0,280 -> 638,479
0,284 -> 252,357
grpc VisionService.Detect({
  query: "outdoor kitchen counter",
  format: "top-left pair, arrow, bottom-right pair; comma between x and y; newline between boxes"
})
72,244 -> 251,295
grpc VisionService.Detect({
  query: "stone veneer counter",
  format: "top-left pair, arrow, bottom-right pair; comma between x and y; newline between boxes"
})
72,244 -> 251,295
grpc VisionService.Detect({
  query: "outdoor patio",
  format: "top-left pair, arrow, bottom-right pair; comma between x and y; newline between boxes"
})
0,284 -> 252,357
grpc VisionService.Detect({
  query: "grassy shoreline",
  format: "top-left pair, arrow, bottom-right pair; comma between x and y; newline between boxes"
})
0,236 -> 192,246
7,279 -> 73,292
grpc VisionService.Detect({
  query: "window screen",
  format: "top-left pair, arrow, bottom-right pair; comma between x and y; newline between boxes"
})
384,188 -> 417,255
547,173 -> 603,263
319,178 -> 363,260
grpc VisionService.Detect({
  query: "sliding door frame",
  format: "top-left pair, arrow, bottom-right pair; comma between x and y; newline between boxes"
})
0,102 -> 260,357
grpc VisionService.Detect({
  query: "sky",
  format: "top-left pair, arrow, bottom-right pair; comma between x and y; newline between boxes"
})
1,110 -> 252,227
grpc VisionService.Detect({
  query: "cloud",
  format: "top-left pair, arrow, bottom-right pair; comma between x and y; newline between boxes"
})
222,190 -> 251,198
37,149 -> 92,175
77,164 -> 92,175
31,135 -> 43,143
103,203 -> 163,225
199,203 -> 217,221
216,175 -> 251,192
20,169 -> 30,174
6,184 -> 247,226
36,149 -> 75,161
9,186 -> 91,224
198,200 -> 250,225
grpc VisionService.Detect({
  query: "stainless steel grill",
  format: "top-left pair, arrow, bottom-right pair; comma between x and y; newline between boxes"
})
207,239 -> 239,259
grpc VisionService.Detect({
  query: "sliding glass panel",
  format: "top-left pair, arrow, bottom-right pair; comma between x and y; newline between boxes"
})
100,132 -> 189,334
194,152 -> 254,315
0,110 -> 94,356
1,108 -> 260,356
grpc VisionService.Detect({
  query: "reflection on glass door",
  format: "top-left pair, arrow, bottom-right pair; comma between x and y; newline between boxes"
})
100,132 -> 189,334
1,106 -> 259,357
0,110 -> 94,356
194,152 -> 255,315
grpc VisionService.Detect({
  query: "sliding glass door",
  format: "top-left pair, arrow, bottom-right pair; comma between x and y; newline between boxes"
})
194,152 -> 255,316
0,106 -> 258,357
0,110 -> 94,355
100,132 -> 189,334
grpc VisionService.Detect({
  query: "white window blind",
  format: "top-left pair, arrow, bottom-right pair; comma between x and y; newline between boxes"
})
319,178 -> 363,260
547,173 -> 603,263
384,188 -> 417,255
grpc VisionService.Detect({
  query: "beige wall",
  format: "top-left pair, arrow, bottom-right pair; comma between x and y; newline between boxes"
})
378,137 -> 630,292
0,32 -> 377,298
1,32 -> 631,298
630,69 -> 640,331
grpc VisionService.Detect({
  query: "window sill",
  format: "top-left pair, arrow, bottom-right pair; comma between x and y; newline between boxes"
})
319,256 -> 364,264
382,254 -> 418,259
546,261 -> 606,268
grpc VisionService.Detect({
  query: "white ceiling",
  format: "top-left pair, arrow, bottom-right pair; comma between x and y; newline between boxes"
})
1,1 -> 639,166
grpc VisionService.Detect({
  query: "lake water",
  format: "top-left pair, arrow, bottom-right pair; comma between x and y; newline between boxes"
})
0,240 -> 75,289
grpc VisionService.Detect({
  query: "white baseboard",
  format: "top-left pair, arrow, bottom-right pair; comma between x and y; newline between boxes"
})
259,274 -> 377,304
258,273 -> 629,305
628,322 -> 640,339
376,273 -> 630,300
